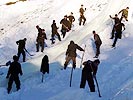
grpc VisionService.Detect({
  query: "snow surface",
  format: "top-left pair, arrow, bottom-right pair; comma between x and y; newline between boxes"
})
0,0 -> 133,100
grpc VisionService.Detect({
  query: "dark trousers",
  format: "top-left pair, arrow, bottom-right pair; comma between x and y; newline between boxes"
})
51,32 -> 61,42
36,40 -> 44,52
80,71 -> 95,92
111,26 -> 115,39
7,76 -> 20,93
61,29 -> 67,38
18,49 -> 25,62
112,31 -> 122,47
95,44 -> 101,57
79,15 -> 86,25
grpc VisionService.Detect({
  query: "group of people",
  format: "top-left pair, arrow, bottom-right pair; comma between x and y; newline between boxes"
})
4,5 -> 129,94
109,7 -> 129,47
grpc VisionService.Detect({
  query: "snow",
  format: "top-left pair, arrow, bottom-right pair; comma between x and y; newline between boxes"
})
0,0 -> 133,100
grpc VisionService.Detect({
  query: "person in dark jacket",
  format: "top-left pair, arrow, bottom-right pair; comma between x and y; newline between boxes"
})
60,15 -> 71,38
67,12 -> 75,29
93,31 -> 102,58
16,38 -> 27,62
6,55 -> 23,94
64,40 -> 84,69
51,20 -> 61,44
40,55 -> 49,74
36,29 -> 47,52
109,14 -> 120,39
112,22 -> 125,47
79,4 -> 86,26
80,59 -> 100,92
36,25 -> 42,34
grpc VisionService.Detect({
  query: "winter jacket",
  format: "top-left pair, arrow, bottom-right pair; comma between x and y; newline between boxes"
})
51,23 -> 58,34
40,56 -> 49,74
83,60 -> 98,76
119,9 -> 128,18
16,40 -> 26,50
94,34 -> 102,46
79,8 -> 85,15
60,18 -> 71,30
37,31 -> 47,42
115,23 -> 125,32
6,61 -> 23,77
66,42 -> 84,57
67,15 -> 75,24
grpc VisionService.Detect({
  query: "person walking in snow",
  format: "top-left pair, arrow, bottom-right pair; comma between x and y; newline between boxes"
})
60,15 -> 71,38
64,40 -> 84,69
79,4 -> 86,26
51,20 -> 61,44
67,12 -> 75,29
112,22 -> 125,47
118,7 -> 129,21
40,55 -> 49,74
6,55 -> 23,94
93,31 -> 102,58
16,38 -> 27,62
109,14 -> 120,39
36,29 -> 47,52
80,59 -> 100,92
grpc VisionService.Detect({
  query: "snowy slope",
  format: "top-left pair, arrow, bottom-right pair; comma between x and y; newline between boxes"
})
0,0 -> 133,100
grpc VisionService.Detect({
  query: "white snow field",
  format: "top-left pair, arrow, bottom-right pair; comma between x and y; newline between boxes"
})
0,0 -> 133,100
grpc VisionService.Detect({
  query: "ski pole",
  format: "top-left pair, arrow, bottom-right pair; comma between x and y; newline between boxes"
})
94,75 -> 102,97
41,73 -> 44,83
24,48 -> 34,56
90,64 -> 102,97
70,67 -> 74,87
80,45 -> 86,68
0,61 -> 11,67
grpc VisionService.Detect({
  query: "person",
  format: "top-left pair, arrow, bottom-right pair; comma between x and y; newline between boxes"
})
36,25 -> 42,34
60,15 -> 71,38
80,59 -> 100,92
118,7 -> 129,21
6,55 -> 23,94
93,31 -> 102,58
67,12 -> 75,29
51,20 -> 61,44
109,14 -> 120,39
36,29 -> 47,52
112,22 -> 125,47
40,55 -> 49,74
79,4 -> 86,26
64,40 -> 84,69
16,38 -> 27,62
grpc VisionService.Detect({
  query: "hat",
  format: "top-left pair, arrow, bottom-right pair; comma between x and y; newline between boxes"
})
92,30 -> 96,33
24,38 -> 27,41
115,14 -> 118,16
81,4 -> 83,6
13,55 -> 19,61
64,15 -> 67,17
70,40 -> 74,44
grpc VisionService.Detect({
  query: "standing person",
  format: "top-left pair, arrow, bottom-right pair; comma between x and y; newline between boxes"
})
6,55 -> 23,94
109,14 -> 120,39
79,4 -> 86,26
16,38 -> 27,62
80,59 -> 100,92
36,29 -> 47,52
36,25 -> 42,34
93,31 -> 102,58
67,12 -> 75,29
64,40 -> 84,69
112,22 -> 125,47
51,20 -> 61,44
60,15 -> 71,38
40,55 -> 49,74
118,7 -> 129,21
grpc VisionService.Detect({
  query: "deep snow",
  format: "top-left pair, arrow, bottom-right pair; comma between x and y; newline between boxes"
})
0,0 -> 133,100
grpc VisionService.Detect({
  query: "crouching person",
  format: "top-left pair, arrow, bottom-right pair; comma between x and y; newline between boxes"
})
6,55 -> 23,94
80,59 -> 100,92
